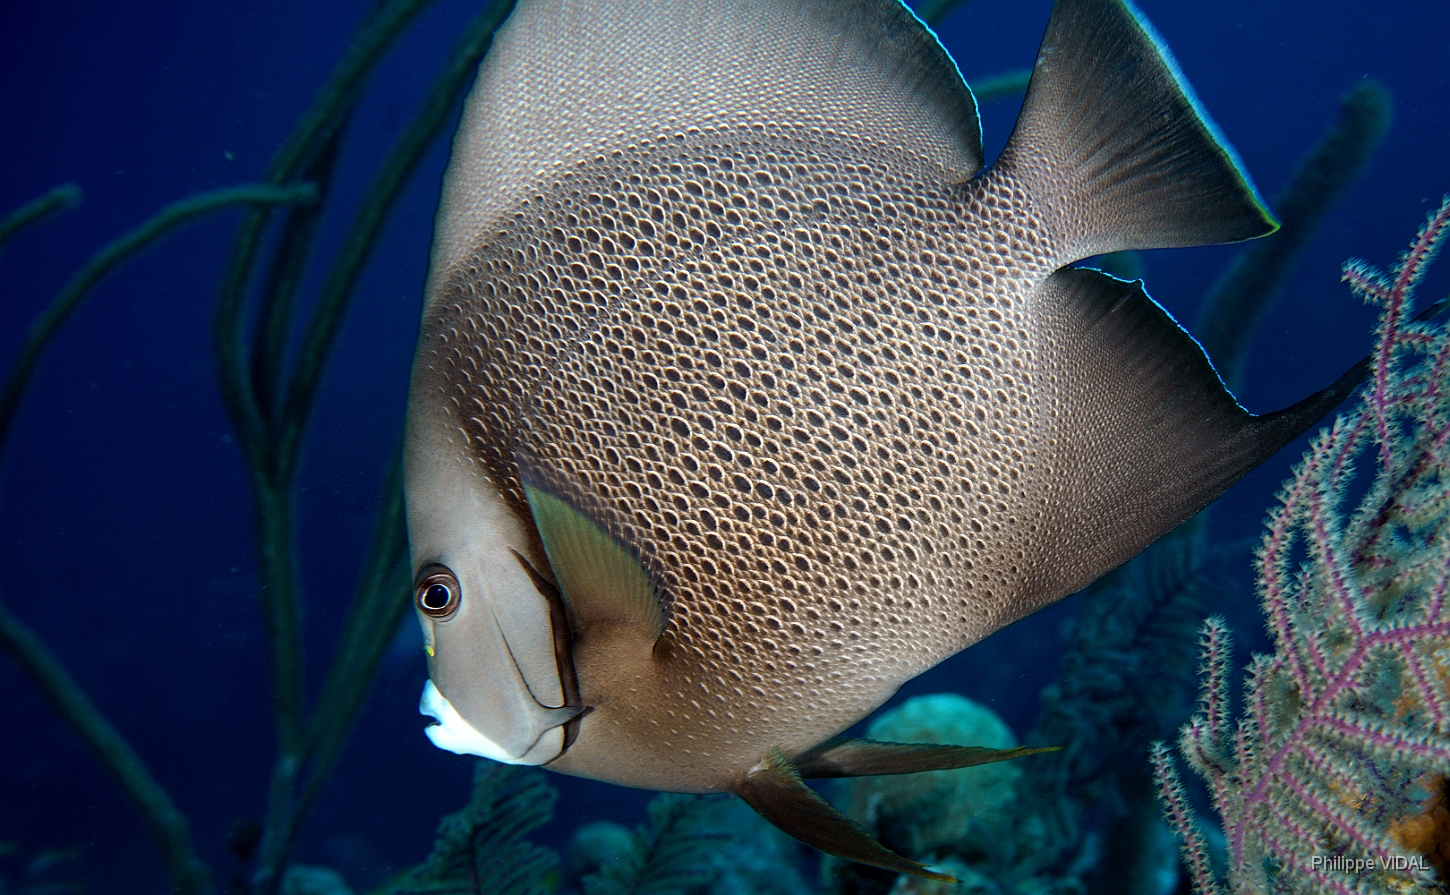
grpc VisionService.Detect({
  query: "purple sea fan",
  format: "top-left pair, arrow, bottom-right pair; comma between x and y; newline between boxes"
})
1153,195 -> 1450,895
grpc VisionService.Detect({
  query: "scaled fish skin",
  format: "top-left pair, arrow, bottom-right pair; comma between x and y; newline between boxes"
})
403,0 -> 1357,878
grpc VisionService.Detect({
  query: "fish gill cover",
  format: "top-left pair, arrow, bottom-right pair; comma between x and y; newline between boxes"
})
0,0 -> 1447,894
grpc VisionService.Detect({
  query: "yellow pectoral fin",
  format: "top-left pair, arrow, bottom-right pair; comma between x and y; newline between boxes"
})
523,482 -> 666,643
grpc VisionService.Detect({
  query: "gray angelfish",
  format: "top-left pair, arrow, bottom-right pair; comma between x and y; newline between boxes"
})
404,0 -> 1359,879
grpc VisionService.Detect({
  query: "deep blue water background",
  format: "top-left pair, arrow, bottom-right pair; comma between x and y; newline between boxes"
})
1,0 -> 1447,891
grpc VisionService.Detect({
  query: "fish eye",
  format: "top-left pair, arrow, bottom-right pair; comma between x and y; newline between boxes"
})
414,564 -> 461,619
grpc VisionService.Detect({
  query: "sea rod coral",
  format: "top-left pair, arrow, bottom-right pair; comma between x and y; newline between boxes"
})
1153,195 -> 1450,894
0,1 -> 522,892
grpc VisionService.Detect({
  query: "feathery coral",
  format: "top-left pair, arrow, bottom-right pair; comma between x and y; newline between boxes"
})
376,762 -> 559,895
1155,196 -> 1450,894
1028,537 -> 1227,890
580,793 -> 728,895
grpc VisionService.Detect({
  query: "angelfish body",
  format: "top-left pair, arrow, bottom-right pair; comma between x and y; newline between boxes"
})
405,0 -> 1350,876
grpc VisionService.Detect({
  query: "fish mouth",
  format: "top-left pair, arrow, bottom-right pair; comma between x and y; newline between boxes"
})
419,679 -> 511,759
418,679 -> 583,764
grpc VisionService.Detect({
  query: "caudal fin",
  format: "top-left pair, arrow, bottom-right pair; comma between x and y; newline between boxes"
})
996,0 -> 1276,262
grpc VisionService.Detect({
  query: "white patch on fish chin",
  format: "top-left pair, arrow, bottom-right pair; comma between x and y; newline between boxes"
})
419,679 -> 562,765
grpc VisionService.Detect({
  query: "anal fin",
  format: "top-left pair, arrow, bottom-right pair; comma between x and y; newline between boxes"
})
793,736 -> 1059,779
735,747 -> 956,882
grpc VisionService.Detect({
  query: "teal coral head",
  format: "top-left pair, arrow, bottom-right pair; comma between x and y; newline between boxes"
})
843,695 -> 1028,863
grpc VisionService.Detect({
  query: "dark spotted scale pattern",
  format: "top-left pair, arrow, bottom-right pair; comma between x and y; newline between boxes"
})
414,126 -> 1061,788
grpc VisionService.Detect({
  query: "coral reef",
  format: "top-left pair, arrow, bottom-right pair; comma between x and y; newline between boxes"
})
683,798 -> 814,895
818,544 -> 1233,895
1154,196 -> 1450,894
374,762 -> 559,895
845,695 -> 1026,865
575,795 -> 724,895
282,866 -> 355,895
825,695 -> 1058,895
566,824 -> 637,888
564,792 -> 812,895
1024,537 -> 1232,894
370,764 -> 811,895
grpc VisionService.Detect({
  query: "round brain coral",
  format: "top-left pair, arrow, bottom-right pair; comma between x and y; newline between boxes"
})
845,693 -> 1024,862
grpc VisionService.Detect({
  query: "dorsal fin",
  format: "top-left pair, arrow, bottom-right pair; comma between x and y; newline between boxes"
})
995,0 -> 1276,262
523,482 -> 666,643
1018,267 -> 1350,613
432,0 -> 982,276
